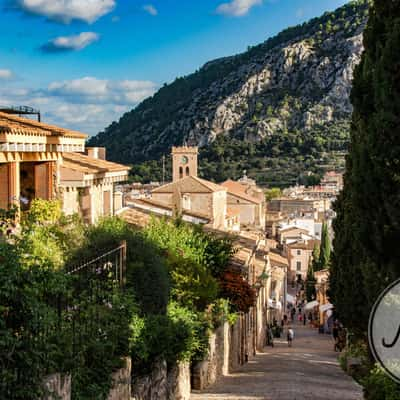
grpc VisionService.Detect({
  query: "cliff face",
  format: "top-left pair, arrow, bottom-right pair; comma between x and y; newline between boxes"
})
187,32 -> 363,145
89,1 -> 369,184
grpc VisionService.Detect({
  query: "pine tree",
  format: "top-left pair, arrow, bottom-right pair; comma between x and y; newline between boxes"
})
330,0 -> 400,335
318,223 -> 330,270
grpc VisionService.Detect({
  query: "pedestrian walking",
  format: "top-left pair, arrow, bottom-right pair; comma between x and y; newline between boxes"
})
332,322 -> 339,351
303,313 -> 306,325
291,307 -> 296,321
267,326 -> 274,347
287,327 -> 294,347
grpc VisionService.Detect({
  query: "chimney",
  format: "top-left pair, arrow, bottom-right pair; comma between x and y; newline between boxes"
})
86,147 -> 106,160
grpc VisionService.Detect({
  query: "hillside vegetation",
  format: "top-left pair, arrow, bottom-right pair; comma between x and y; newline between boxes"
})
89,0 -> 370,186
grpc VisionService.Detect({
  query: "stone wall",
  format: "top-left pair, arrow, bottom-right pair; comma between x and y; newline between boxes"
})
192,303 -> 267,391
167,361 -> 191,400
41,358 -> 131,400
132,360 -> 191,400
41,374 -> 71,400
107,357 -> 132,400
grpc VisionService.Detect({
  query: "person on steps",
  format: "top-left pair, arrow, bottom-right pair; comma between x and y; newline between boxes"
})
287,327 -> 294,347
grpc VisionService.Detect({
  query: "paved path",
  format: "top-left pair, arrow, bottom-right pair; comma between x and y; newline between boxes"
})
191,322 -> 363,400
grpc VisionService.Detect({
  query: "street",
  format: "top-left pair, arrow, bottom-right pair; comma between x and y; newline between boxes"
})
191,321 -> 363,400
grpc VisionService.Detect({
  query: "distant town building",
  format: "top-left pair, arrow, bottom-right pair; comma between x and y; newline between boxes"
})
285,239 -> 317,281
221,179 -> 265,229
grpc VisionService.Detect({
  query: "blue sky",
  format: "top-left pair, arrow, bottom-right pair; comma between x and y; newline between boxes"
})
0,0 -> 348,135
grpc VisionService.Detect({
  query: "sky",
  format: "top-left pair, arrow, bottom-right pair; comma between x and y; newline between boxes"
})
0,0 -> 349,135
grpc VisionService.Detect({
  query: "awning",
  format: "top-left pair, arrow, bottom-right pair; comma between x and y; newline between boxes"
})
305,300 -> 319,310
286,294 -> 295,304
268,298 -> 282,310
320,303 -> 334,313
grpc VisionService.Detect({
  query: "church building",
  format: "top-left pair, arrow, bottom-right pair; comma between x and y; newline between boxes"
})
148,146 -> 264,232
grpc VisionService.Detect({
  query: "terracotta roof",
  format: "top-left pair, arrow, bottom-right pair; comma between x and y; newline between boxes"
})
130,198 -> 211,221
221,180 -> 262,204
268,251 -> 289,267
287,240 -> 317,251
120,208 -> 152,228
152,176 -> 226,194
279,226 -> 309,233
62,153 -> 130,175
0,112 -> 87,138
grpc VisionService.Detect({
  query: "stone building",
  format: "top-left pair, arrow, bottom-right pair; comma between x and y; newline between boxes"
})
60,150 -> 129,224
0,112 -> 129,222
285,239 -> 317,282
172,146 -> 198,182
148,146 -> 266,232
221,179 -> 265,229
152,175 -> 228,230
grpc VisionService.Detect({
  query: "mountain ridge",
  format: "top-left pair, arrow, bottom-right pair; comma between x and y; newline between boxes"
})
89,0 -> 370,186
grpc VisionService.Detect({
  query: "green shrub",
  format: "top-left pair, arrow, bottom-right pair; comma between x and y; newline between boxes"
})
0,241 -> 70,400
362,365 -> 400,400
70,217 -> 170,315
130,302 -> 210,376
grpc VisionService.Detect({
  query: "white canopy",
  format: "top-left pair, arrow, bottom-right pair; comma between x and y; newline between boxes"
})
268,298 -> 282,310
320,303 -> 334,313
286,294 -> 295,304
305,300 -> 319,310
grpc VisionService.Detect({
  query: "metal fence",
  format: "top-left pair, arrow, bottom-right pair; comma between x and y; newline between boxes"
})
38,241 -> 128,370
66,241 -> 127,286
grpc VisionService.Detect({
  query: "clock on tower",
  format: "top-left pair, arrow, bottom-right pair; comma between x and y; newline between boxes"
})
171,146 -> 198,182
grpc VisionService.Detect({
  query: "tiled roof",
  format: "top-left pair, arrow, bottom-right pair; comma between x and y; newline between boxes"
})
131,198 -> 210,220
279,226 -> 309,233
287,240 -> 317,251
221,180 -> 262,204
152,175 -> 226,194
62,152 -> 130,174
0,112 -> 87,138
268,251 -> 289,267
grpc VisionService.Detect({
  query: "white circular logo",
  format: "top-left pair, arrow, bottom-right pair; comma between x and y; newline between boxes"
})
369,278 -> 400,383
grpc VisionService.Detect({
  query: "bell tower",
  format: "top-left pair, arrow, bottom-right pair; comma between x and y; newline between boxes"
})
171,146 -> 198,182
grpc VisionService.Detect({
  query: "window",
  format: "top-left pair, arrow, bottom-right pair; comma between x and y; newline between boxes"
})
186,166 -> 190,176
179,166 -> 183,179
297,249 -> 301,255
296,261 -> 301,271
182,194 -> 191,210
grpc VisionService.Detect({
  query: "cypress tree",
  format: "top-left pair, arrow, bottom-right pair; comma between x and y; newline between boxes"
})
318,223 -> 330,270
330,0 -> 400,335
312,243 -> 320,271
306,259 -> 316,302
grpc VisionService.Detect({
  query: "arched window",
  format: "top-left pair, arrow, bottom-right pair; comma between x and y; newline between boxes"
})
179,167 -> 183,179
186,166 -> 190,176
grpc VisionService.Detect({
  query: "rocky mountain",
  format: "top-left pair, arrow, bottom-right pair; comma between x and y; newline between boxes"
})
89,0 -> 369,186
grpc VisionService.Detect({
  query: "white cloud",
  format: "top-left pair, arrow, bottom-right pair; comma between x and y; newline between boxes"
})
216,0 -> 262,17
0,76 -> 158,135
143,4 -> 158,16
46,77 -> 157,105
0,69 -> 14,80
42,32 -> 99,52
16,0 -> 115,24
